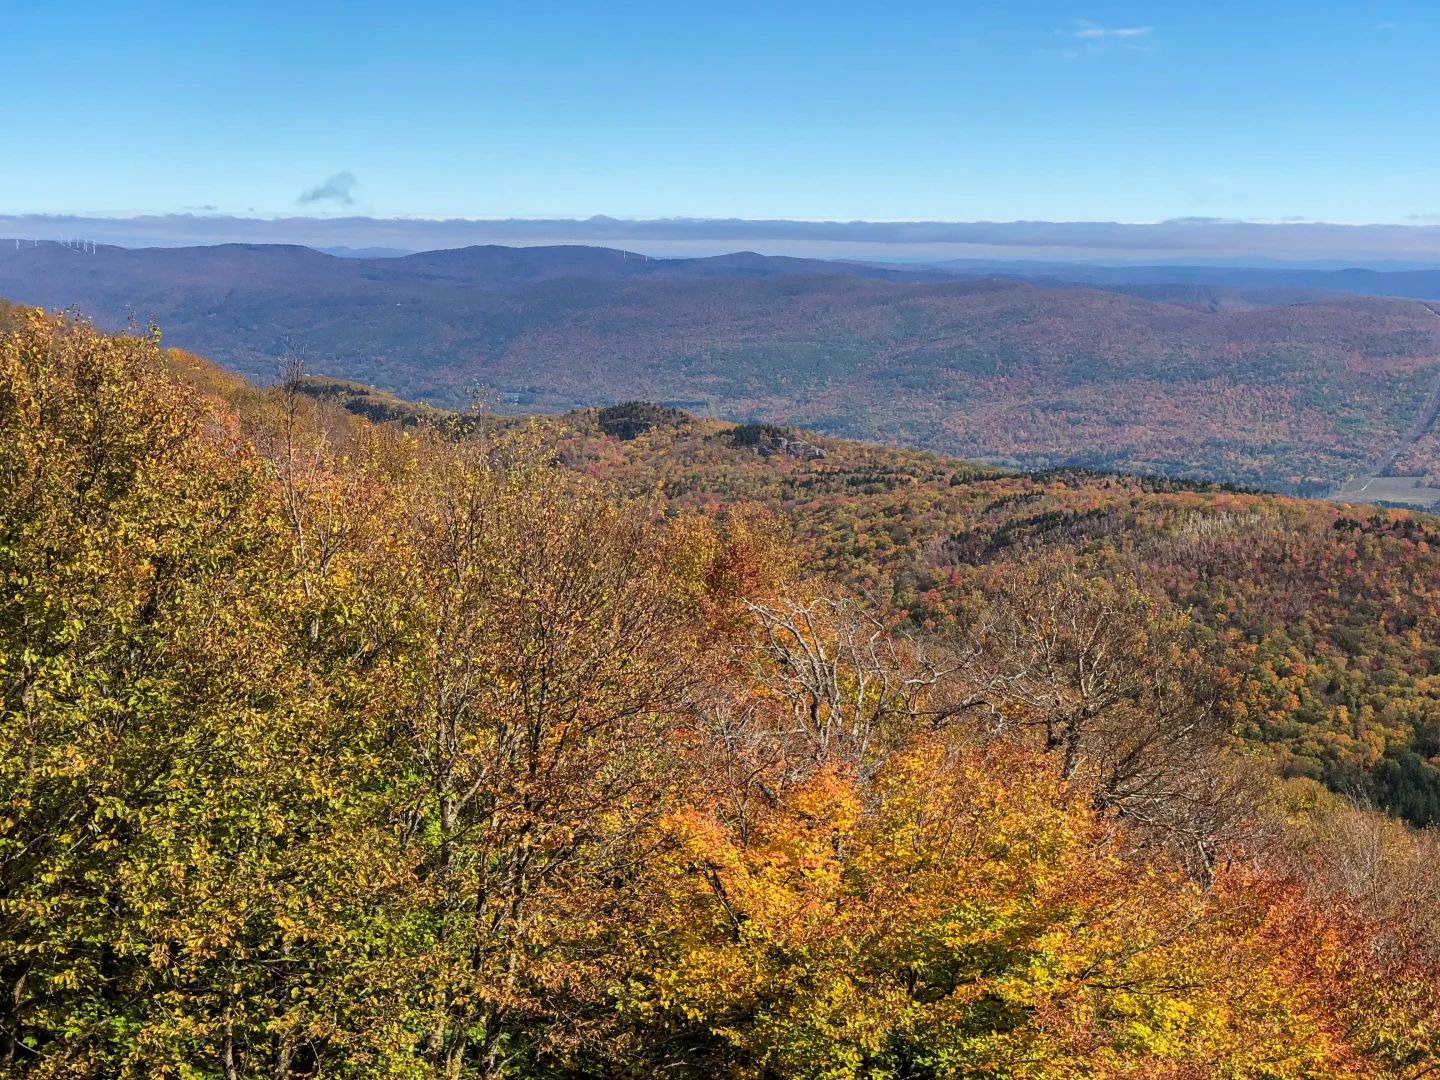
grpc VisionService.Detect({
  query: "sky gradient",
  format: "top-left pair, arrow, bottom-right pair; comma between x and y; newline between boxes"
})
3,1 -> 1438,229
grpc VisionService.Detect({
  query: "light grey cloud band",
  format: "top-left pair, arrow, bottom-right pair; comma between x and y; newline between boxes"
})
5,214 -> 1440,265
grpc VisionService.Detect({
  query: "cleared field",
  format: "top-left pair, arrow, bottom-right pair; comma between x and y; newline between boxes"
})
1335,474 -> 1440,509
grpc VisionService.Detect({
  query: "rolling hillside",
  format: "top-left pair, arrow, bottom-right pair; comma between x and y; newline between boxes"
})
8,305 -> 1440,1074
5,241 -> 1440,492
288,373 -> 1440,827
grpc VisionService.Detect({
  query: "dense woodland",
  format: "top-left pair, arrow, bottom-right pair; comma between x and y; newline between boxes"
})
487,394 -> 1440,828
4,304 -> 1440,1077
7,243 -> 1440,493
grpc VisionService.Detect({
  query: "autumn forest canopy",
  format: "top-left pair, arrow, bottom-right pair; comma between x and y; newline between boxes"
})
8,242 -> 1440,495
6,302 -> 1440,1078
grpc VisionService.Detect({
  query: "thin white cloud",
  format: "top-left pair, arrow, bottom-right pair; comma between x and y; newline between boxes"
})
1071,22 -> 1153,38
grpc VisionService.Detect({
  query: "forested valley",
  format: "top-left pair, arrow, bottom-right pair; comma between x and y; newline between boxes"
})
9,241 -> 1440,493
4,301 -> 1440,1078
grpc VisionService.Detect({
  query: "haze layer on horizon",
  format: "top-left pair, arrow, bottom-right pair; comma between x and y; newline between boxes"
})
4,2 -> 1439,232
8,215 -> 1440,268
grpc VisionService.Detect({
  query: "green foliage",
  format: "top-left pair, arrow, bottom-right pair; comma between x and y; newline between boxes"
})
729,423 -> 792,447
595,401 -> 687,440
289,374 -> 512,440
1371,751 -> 1440,827
296,373 -> 456,425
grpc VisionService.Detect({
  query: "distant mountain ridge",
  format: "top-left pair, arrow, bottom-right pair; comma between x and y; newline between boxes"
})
5,239 -> 1440,493
0,240 -> 953,296
7,238 -> 1440,298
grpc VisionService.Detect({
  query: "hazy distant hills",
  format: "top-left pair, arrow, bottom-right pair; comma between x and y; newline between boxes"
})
935,260 -> 1440,315
6,238 -> 1439,310
935,258 -> 1440,297
5,239 -> 1440,492
0,241 -> 951,298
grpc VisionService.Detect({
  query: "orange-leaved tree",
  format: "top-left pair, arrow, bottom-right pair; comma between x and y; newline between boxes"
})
616,731 -> 1435,1078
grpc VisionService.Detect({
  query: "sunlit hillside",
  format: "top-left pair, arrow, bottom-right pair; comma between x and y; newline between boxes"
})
5,306 -> 1440,1078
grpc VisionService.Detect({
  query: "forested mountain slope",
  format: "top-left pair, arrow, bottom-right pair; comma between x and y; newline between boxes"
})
584,413 -> 1440,823
294,372 -> 1440,826
6,242 -> 1440,493
6,305 -> 1440,1077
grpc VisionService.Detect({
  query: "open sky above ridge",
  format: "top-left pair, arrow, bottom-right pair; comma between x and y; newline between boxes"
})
4,0 -> 1440,234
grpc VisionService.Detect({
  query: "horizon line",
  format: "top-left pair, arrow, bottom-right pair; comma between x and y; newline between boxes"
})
7,213 -> 1440,264
7,211 -> 1440,230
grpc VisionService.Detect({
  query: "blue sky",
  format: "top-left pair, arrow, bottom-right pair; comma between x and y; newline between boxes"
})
2,1 -> 1438,225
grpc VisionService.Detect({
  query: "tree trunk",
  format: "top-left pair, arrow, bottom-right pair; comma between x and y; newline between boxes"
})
222,1024 -> 239,1080
1,965 -> 26,1070
445,1031 -> 468,1080
1061,721 -> 1082,780
272,1034 -> 292,1079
